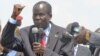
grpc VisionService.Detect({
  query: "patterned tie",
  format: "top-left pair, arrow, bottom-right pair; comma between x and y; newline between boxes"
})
41,33 -> 46,47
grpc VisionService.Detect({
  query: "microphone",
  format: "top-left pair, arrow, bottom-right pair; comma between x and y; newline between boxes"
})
32,27 -> 38,42
38,28 -> 44,42
61,32 -> 73,43
66,22 -> 81,37
63,32 -> 73,38
38,28 -> 46,47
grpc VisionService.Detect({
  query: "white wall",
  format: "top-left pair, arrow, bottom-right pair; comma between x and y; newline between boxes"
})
0,0 -> 100,31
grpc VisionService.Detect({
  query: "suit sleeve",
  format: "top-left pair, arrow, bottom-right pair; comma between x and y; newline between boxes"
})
89,32 -> 100,47
1,22 -> 23,51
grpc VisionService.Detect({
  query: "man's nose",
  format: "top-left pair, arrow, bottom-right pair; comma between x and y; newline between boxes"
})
36,15 -> 41,20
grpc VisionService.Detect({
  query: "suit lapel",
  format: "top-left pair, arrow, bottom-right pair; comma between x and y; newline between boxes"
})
65,40 -> 74,56
20,26 -> 36,56
46,24 -> 59,50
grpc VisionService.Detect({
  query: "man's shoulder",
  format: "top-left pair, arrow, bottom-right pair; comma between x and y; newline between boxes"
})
52,23 -> 66,32
20,25 -> 33,32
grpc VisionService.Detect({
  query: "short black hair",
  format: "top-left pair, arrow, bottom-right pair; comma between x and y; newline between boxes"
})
33,1 -> 52,16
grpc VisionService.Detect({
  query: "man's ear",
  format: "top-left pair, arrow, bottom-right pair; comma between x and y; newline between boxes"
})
48,13 -> 52,20
49,13 -> 52,20
49,13 -> 52,18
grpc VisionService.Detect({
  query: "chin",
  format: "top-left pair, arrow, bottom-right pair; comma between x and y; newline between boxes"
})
35,25 -> 42,28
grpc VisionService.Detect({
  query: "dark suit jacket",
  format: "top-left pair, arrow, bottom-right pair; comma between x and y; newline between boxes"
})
89,32 -> 100,47
61,40 -> 91,56
1,21 -> 70,56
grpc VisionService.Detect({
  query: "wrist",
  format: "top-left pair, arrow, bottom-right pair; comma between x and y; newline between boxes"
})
11,14 -> 17,19
9,18 -> 17,24
11,11 -> 19,19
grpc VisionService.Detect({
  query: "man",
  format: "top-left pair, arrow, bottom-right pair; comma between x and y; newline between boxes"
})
66,22 -> 100,47
63,22 -> 91,56
0,21 -> 24,56
72,26 -> 100,56
1,1 -> 69,56
61,39 -> 91,56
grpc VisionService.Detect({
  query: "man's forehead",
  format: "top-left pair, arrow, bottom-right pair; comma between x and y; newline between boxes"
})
39,4 -> 44,9
33,4 -> 48,12
34,3 -> 48,9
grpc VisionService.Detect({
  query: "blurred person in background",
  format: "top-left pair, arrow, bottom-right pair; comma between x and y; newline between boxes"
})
63,22 -> 91,56
71,24 -> 100,56
0,20 -> 24,56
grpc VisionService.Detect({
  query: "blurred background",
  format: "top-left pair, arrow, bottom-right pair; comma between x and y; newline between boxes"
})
0,0 -> 100,31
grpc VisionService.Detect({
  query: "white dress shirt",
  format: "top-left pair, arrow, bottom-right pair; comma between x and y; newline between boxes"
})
6,50 -> 17,56
74,44 -> 78,56
43,23 -> 51,45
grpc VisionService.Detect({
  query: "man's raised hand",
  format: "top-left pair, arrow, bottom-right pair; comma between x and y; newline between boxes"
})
11,4 -> 25,19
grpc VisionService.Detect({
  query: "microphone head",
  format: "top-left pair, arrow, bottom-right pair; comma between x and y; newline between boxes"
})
71,22 -> 80,32
32,27 -> 38,33
66,22 -> 80,35
71,22 -> 79,29
38,28 -> 44,34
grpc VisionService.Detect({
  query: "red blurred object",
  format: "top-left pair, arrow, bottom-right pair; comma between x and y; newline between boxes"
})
16,16 -> 23,21
41,33 -> 46,47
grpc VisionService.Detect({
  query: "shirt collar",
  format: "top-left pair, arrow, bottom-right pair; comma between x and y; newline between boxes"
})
44,23 -> 52,37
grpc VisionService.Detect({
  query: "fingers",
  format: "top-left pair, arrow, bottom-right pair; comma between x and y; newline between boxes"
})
33,42 -> 41,47
14,4 -> 25,14
32,42 -> 45,53
32,42 -> 41,51
11,4 -> 25,19
14,4 -> 25,10
0,44 -> 4,52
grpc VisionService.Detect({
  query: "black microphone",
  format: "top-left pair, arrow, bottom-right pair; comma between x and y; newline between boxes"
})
63,32 -> 73,38
38,28 -> 44,43
66,22 -> 81,37
32,27 -> 38,42
61,32 -> 73,43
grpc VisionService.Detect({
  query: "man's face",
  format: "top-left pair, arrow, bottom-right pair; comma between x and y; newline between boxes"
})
33,4 -> 51,29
